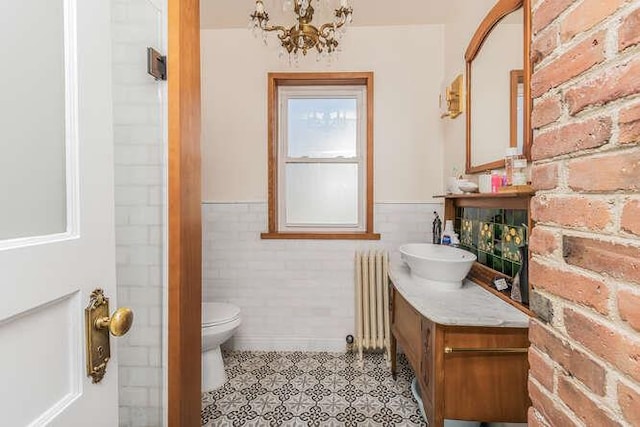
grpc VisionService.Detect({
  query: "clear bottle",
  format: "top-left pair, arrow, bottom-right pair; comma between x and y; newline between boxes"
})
505,147 -> 519,186
512,158 -> 528,186
441,220 -> 454,245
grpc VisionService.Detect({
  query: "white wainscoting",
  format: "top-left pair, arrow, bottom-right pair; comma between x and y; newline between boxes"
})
202,202 -> 442,352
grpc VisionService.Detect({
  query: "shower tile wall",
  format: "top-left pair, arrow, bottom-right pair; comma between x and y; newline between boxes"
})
112,0 -> 166,425
454,207 -> 528,277
203,202 -> 442,352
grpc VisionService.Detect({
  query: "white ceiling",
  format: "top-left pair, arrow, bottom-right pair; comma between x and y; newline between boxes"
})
201,0 -> 452,29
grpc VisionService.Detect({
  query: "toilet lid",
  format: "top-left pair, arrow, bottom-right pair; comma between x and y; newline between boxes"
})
202,302 -> 241,327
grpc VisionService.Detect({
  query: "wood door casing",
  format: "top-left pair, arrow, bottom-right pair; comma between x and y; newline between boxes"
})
168,0 -> 202,425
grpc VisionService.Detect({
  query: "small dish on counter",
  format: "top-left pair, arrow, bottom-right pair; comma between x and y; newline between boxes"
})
457,180 -> 479,193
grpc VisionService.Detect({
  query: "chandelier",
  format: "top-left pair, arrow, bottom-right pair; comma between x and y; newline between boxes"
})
250,0 -> 354,60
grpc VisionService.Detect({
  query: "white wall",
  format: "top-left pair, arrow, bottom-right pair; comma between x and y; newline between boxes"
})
441,0 -> 497,181
201,25 -> 446,203
203,202 -> 441,350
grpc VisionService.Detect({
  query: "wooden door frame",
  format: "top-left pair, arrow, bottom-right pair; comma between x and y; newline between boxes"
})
168,0 -> 202,425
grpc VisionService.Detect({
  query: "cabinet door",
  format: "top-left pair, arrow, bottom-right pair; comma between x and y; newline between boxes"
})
443,327 -> 530,422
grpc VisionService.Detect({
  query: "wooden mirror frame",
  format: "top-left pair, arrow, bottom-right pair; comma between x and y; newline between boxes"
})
464,0 -> 531,174
510,69 -> 524,150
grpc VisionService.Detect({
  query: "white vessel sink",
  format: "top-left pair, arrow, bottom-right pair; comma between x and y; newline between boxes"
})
399,243 -> 477,289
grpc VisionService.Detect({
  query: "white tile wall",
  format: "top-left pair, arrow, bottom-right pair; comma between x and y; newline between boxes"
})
111,0 -> 166,426
202,202 -> 442,351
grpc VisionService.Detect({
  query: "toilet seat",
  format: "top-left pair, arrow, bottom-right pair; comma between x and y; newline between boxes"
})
202,302 -> 241,327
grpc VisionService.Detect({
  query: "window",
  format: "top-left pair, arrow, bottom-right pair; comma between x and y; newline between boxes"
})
261,73 -> 379,240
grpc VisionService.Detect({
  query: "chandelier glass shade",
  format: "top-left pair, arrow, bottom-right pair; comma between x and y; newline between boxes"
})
250,0 -> 353,59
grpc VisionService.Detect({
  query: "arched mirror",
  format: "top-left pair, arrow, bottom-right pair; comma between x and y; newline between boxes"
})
465,0 -> 531,174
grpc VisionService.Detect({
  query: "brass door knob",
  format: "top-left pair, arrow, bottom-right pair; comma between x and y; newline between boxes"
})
95,307 -> 134,337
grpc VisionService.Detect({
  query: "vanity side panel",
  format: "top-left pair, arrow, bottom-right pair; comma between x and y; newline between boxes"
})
388,281 -> 398,377
420,318 -> 436,405
420,318 -> 446,427
442,326 -> 530,422
391,290 -> 422,371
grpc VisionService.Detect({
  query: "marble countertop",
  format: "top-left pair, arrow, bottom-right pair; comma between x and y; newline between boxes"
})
389,261 -> 530,328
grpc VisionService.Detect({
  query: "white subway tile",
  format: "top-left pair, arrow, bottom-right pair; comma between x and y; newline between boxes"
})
129,206 -> 163,226
202,202 -> 439,351
120,367 -> 162,388
116,265 -> 150,286
147,187 -> 165,207
119,387 -> 149,407
114,124 -> 162,145
129,406 -> 162,427
127,287 -> 163,306
116,226 -> 149,245
126,245 -> 162,266
114,145 -> 163,166
148,386 -> 164,407
114,166 -> 163,186
118,407 -> 131,427
126,326 -> 162,347
115,186 -> 148,206
148,350 -> 163,368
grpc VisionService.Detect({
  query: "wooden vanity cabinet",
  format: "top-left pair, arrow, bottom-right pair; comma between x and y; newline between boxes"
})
390,288 -> 530,426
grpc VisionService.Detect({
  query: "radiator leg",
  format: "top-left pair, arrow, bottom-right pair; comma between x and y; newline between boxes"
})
385,344 -> 391,368
355,252 -> 363,367
390,331 -> 397,380
383,252 -> 391,367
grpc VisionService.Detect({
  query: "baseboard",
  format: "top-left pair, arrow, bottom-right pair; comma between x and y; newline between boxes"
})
226,336 -> 348,353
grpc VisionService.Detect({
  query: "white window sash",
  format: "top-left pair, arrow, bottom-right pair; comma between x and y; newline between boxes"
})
277,85 -> 367,232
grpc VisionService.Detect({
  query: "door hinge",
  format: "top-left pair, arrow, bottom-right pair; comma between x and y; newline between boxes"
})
147,47 -> 167,81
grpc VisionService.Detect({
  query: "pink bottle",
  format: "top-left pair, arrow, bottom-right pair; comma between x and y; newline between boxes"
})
491,171 -> 502,193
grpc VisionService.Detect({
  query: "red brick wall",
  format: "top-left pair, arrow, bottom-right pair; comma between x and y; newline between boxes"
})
529,0 -> 640,425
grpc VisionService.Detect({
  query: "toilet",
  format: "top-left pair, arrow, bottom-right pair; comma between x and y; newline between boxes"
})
201,302 -> 241,392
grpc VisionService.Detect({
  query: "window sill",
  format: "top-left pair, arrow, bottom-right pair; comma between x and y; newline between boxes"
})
260,232 -> 381,240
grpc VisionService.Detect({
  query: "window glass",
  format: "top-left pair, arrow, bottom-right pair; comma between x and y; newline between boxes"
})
0,0 -> 67,240
285,163 -> 359,225
287,98 -> 358,158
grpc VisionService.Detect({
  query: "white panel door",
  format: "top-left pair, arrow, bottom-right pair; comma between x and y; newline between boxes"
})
0,0 -> 120,425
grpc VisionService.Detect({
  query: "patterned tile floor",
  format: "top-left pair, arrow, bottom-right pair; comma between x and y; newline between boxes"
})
201,351 -> 427,427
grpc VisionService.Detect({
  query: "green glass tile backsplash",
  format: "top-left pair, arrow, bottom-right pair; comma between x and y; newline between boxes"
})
454,207 -> 528,277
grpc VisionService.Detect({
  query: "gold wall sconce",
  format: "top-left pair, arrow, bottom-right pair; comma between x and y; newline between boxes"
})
440,74 -> 464,119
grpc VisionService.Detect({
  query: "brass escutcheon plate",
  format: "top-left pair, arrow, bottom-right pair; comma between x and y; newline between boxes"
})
85,289 -> 112,383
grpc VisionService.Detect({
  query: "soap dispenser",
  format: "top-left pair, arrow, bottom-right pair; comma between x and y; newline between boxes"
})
441,220 -> 455,245
432,212 -> 442,245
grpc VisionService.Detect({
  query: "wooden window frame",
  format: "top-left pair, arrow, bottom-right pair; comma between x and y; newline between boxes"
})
261,72 -> 380,240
